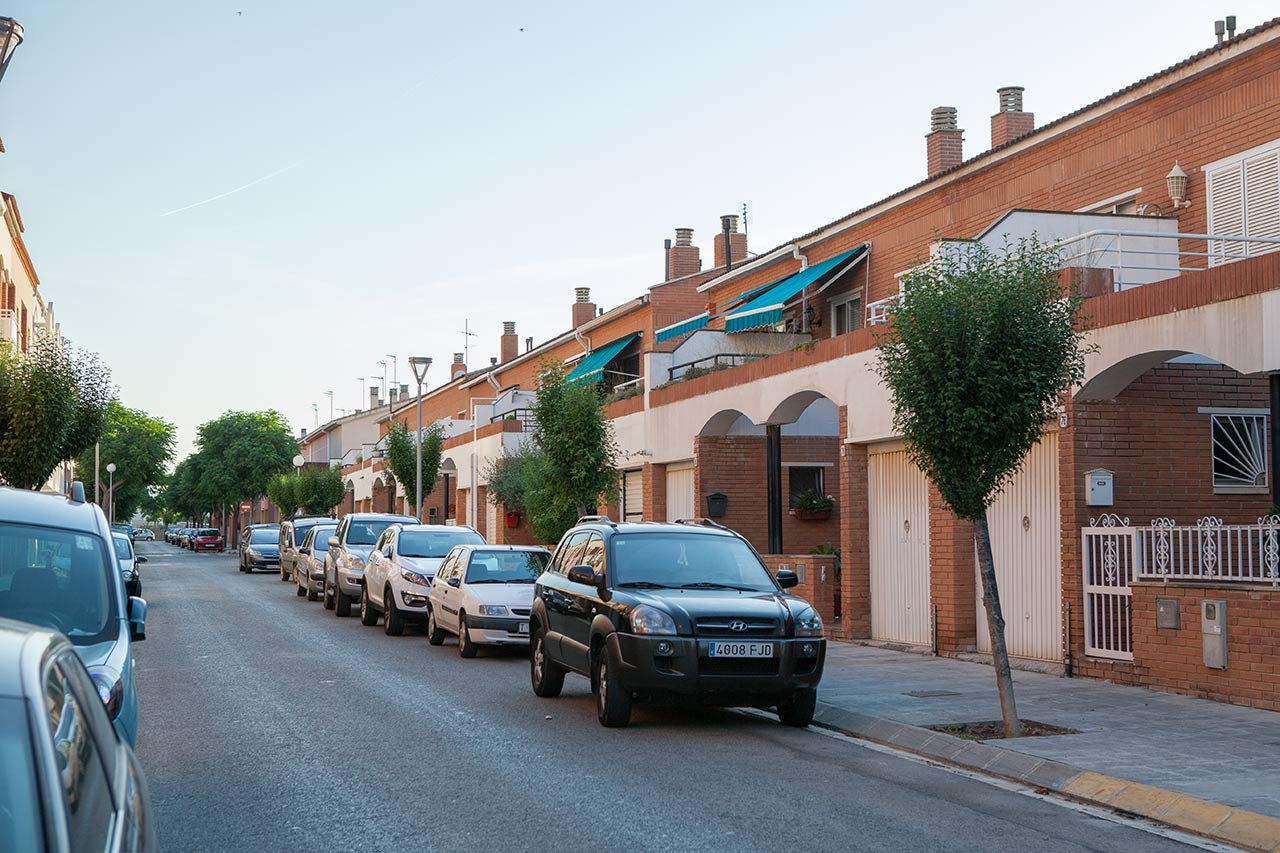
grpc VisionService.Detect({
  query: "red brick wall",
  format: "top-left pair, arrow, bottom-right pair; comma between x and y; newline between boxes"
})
928,484 -> 978,655
1131,583 -> 1280,712
839,419 -> 871,639
642,462 -> 667,522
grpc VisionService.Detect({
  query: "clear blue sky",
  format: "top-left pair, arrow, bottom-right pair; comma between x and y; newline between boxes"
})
0,1 -> 1272,461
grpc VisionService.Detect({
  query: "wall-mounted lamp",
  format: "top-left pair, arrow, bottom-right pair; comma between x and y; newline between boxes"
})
1166,162 -> 1192,209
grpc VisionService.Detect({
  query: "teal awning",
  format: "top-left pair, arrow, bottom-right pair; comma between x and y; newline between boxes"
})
724,245 -> 868,333
655,312 -> 709,343
566,332 -> 639,383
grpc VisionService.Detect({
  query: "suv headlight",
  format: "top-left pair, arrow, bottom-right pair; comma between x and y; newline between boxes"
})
477,605 -> 508,616
245,548 -> 260,558
88,667 -> 124,719
793,605 -> 824,637
630,604 -> 677,635
400,569 -> 431,586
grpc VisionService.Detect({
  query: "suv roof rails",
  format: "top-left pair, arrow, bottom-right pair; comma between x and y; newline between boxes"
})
674,517 -> 730,531
576,515 -> 617,527
68,481 -> 86,504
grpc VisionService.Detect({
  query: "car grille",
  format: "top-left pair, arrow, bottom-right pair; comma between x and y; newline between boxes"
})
510,607 -> 531,617
700,657 -> 779,676
694,617 -> 779,638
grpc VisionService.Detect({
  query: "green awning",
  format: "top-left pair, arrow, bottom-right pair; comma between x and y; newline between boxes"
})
655,312 -> 709,343
724,245 -> 868,333
566,333 -> 639,383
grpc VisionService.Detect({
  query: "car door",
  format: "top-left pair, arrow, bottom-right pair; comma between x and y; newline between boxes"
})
540,532 -> 589,662
279,524 -> 295,577
368,529 -> 394,608
430,549 -> 461,632
327,517 -> 348,586
560,533 -> 605,672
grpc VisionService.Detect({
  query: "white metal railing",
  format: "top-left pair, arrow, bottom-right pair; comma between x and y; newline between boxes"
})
1082,514 -> 1136,660
611,375 -> 646,393
866,295 -> 898,325
1053,228 -> 1280,291
0,308 -> 15,342
1136,516 -> 1280,586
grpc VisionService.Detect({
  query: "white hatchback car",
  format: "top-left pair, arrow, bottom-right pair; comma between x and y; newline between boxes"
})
360,524 -> 485,635
426,545 -> 552,657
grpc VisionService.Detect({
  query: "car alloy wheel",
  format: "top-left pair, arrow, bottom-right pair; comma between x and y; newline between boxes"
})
384,588 -> 404,636
426,607 -> 445,646
595,647 -> 632,727
530,629 -> 565,698
359,586 -> 378,626
458,617 -> 477,658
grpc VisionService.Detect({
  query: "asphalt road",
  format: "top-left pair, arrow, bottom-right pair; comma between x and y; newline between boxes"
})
131,542 -> 1194,853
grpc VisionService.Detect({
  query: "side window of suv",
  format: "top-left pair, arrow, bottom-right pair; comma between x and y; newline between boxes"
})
554,532 -> 590,574
334,518 -> 347,545
279,524 -> 290,550
582,534 -> 606,575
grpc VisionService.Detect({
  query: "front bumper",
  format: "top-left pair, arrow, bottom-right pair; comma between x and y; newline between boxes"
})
242,554 -> 278,568
335,568 -> 364,595
609,633 -> 825,705
466,614 -> 531,644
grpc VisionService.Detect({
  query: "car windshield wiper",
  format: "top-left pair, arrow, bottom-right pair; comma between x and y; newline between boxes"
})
616,581 -> 672,589
505,578 -> 536,583
679,581 -> 757,591
466,579 -> 506,584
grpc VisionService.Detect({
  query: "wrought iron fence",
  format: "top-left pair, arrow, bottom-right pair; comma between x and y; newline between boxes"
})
490,408 -> 536,433
1137,516 -> 1280,585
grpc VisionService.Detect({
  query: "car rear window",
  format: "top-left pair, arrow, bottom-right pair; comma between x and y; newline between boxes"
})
610,533 -> 775,592
111,535 -> 132,560
0,522 -> 120,645
399,529 -> 484,558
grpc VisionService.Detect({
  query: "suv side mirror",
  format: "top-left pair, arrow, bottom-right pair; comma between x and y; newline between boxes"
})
568,564 -> 605,589
327,536 -> 341,549
127,596 -> 147,641
299,547 -> 310,556
447,576 -> 461,588
135,555 -> 148,564
775,568 -> 799,589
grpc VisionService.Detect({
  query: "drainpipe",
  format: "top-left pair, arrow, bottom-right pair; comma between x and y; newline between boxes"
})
574,327 -> 592,355
792,245 -> 810,334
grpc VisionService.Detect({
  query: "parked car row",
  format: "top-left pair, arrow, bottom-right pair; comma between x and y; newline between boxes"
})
0,483 -> 157,850
238,509 -> 828,729
163,526 -> 225,551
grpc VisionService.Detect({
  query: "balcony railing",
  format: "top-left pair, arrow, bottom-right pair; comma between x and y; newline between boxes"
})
668,353 -> 767,382
0,308 -> 15,342
490,408 -> 536,433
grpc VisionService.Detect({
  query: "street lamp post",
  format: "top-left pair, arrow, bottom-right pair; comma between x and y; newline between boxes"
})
0,18 -> 24,85
385,354 -> 398,403
106,462 -> 117,525
324,390 -> 334,422
408,356 -> 432,521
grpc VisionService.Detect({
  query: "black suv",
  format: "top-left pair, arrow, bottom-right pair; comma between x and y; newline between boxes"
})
529,517 -> 826,728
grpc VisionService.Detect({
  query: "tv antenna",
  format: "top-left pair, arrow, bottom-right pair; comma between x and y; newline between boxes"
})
461,319 -> 478,365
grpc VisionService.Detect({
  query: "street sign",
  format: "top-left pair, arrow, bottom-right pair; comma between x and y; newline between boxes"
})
240,501 -> 252,513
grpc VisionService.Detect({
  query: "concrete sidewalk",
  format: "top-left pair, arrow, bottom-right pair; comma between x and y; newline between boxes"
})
815,642 -> 1280,850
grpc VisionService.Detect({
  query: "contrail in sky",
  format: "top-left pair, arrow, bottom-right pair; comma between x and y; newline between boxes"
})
159,160 -> 304,217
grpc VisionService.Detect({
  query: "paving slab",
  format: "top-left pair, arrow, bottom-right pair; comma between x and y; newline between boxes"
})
818,642 -> 1280,821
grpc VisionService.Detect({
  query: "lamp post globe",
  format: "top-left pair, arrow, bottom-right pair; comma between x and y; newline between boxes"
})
293,454 -> 305,470
105,463 -> 117,525
0,17 -> 23,85
407,357 -> 433,520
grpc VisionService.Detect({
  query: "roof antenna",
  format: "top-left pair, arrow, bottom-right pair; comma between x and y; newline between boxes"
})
1214,19 -> 1225,44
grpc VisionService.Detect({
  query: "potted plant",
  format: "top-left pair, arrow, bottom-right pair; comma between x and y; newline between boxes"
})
793,490 -> 834,521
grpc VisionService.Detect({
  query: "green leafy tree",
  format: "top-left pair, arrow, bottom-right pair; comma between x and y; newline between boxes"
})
526,361 -> 619,544
73,401 -> 176,520
876,237 -> 1088,738
384,420 -> 444,512
267,471 -> 302,517
162,456 -> 210,523
484,441 -> 544,516
299,465 -> 345,515
0,334 -> 112,490
194,410 -> 298,511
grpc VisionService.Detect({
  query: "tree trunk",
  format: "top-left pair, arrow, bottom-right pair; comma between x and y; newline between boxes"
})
974,513 -> 1022,738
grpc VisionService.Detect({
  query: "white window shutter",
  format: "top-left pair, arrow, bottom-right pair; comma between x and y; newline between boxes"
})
1244,151 -> 1280,256
1208,162 -> 1245,266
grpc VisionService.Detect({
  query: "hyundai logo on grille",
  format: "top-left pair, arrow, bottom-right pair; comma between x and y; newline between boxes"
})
729,620 -> 748,632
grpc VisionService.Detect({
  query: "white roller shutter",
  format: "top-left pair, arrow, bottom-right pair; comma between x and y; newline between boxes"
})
665,463 -> 695,522
868,446 -> 931,646
623,469 -> 644,521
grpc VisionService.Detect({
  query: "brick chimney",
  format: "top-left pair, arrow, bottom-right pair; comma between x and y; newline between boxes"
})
369,386 -> 381,410
572,288 -> 596,328
500,321 -> 518,363
451,353 -> 467,380
399,382 -> 408,399
667,228 -> 701,279
990,86 -> 1034,148
388,387 -> 398,405
714,215 -> 749,270
926,106 -> 964,178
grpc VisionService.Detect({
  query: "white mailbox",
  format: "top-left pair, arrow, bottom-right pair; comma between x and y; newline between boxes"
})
1086,469 -> 1114,506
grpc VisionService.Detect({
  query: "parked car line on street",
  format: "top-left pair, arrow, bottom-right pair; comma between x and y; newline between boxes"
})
361,524 -> 485,635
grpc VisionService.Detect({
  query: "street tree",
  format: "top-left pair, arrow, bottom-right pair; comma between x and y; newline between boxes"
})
0,333 -> 112,490
298,465 -> 345,515
74,401 -> 176,520
484,441 -> 544,518
267,471 -> 302,517
876,237 -> 1088,738
527,361 -> 618,544
189,410 -> 297,536
384,420 -> 444,512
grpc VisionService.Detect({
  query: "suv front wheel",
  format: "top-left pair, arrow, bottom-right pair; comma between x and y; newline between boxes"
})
777,688 -> 817,728
595,645 -> 632,728
530,627 -> 564,697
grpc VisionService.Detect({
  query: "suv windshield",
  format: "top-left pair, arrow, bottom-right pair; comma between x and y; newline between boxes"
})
0,522 -> 120,644
610,533 -> 776,592
465,550 -> 549,583
346,519 -> 407,546
248,528 -> 277,544
399,529 -> 483,558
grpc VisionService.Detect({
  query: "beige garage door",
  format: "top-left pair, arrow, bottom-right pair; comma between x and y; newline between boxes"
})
665,463 -> 695,522
977,433 -> 1063,661
868,446 -> 931,645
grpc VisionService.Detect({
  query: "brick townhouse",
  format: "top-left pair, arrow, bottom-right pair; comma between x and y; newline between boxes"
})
303,18 -> 1280,712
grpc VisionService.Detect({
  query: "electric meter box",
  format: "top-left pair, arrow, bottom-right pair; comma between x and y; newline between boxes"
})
1086,469 -> 1114,506
1201,599 -> 1228,670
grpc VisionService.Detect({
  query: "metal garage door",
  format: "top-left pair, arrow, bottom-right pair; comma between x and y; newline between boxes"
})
665,463 -> 695,522
977,433 -> 1062,661
868,446 -> 931,645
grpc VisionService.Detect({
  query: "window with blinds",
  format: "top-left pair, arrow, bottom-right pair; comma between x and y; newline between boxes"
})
1207,143 -> 1280,266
